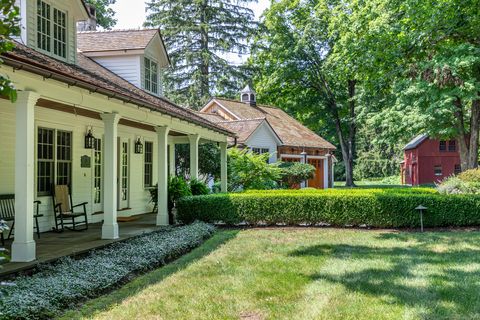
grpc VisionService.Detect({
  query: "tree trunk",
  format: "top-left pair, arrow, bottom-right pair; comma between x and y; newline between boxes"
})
454,97 -> 480,171
199,0 -> 209,107
346,79 -> 357,187
467,98 -> 480,169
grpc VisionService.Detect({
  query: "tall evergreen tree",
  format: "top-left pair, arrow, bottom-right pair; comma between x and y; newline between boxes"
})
144,0 -> 259,109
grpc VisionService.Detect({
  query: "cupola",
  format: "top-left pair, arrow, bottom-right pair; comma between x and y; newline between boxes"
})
240,84 -> 256,106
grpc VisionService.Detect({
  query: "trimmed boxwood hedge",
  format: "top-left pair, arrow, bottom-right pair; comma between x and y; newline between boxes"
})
177,189 -> 480,228
0,222 -> 215,320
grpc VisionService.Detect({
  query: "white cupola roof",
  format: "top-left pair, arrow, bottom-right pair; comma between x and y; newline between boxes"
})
240,84 -> 256,106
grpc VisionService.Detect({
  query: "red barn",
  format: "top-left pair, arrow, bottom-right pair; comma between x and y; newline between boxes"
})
401,134 -> 461,186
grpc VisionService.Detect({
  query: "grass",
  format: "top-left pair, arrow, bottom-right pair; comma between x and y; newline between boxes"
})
61,228 -> 480,320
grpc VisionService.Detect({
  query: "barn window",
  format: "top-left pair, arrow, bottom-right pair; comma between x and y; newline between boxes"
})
448,140 -> 456,152
454,164 -> 461,175
439,141 -> 447,151
434,165 -> 442,176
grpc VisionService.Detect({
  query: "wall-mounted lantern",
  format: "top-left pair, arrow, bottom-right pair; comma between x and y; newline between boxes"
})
134,137 -> 144,154
84,127 -> 95,149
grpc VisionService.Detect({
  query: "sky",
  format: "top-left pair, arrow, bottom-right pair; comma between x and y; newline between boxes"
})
111,0 -> 270,30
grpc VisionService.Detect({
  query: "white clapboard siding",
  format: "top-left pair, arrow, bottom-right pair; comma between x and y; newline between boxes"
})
246,122 -> 280,163
92,55 -> 142,88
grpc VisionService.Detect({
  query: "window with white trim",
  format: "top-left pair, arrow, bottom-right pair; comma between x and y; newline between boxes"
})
144,141 -> 153,187
434,165 -> 442,176
144,57 -> 159,94
37,0 -> 67,59
37,128 -> 72,195
251,147 -> 269,155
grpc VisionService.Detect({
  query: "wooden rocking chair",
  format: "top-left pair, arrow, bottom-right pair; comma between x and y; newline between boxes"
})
52,185 -> 89,231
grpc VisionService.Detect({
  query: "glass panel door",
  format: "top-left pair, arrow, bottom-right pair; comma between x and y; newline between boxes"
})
93,138 -> 103,212
118,139 -> 129,209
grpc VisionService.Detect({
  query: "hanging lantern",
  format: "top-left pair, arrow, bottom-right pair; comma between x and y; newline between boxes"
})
84,129 -> 95,149
135,137 -> 144,154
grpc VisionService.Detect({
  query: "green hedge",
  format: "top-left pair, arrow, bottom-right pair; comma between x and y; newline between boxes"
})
177,189 -> 480,228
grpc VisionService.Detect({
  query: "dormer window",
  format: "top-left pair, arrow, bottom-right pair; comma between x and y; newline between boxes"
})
37,0 -> 67,59
144,57 -> 159,95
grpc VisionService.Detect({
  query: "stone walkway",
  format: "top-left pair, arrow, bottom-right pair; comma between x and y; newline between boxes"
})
1,213 -> 160,278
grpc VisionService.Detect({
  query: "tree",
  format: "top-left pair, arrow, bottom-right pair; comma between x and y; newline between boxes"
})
84,0 -> 117,30
227,147 -> 281,191
174,143 -> 221,181
386,0 -> 480,170
144,0 -> 259,109
251,0 -> 362,186
0,0 -> 20,101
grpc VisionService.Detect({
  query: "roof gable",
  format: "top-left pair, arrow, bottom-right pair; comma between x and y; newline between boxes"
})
246,119 -> 283,146
143,31 -> 170,68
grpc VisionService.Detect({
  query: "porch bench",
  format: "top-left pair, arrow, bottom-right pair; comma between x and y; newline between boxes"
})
0,194 -> 42,245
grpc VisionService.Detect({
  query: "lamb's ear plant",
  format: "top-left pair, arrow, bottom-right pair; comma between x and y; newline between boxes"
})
0,222 -> 215,319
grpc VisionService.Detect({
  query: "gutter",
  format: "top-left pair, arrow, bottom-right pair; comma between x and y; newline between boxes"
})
3,55 -> 235,137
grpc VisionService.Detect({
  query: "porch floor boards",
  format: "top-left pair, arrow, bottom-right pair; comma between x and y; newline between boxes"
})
1,213 -> 159,278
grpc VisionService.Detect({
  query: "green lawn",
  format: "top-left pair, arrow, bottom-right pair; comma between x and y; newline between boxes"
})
61,228 -> 480,320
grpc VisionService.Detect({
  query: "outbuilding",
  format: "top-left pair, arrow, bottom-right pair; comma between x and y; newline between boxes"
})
401,134 -> 461,185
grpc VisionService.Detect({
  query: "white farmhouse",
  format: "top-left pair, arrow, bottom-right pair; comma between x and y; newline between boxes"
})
1,0 -> 232,262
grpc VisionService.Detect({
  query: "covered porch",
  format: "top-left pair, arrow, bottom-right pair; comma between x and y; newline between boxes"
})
1,91 -> 229,263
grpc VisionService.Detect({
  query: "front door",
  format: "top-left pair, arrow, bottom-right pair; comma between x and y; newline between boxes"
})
118,138 -> 130,209
307,159 -> 324,189
93,138 -> 103,213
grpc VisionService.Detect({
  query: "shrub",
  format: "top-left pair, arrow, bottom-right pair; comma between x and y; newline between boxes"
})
0,222 -> 215,320
189,178 -> 210,195
458,168 -> 480,182
437,168 -> 480,194
277,161 -> 315,188
176,188 -> 480,228
228,147 -> 281,191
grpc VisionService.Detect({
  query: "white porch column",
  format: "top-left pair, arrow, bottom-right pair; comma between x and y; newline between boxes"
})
188,134 -> 200,180
169,143 -> 176,177
324,156 -> 329,189
11,91 -> 40,262
156,126 -> 170,225
220,142 -> 228,193
101,112 -> 121,239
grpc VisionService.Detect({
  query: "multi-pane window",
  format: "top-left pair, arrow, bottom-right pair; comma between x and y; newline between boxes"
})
454,164 -> 461,175
37,1 -> 67,58
93,138 -> 102,204
439,140 -> 447,151
37,128 -> 54,194
434,165 -> 442,176
448,140 -> 456,152
37,0 -> 51,52
252,147 -> 270,155
37,128 -> 72,195
144,141 -> 153,187
144,57 -> 159,94
53,8 -> 66,58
